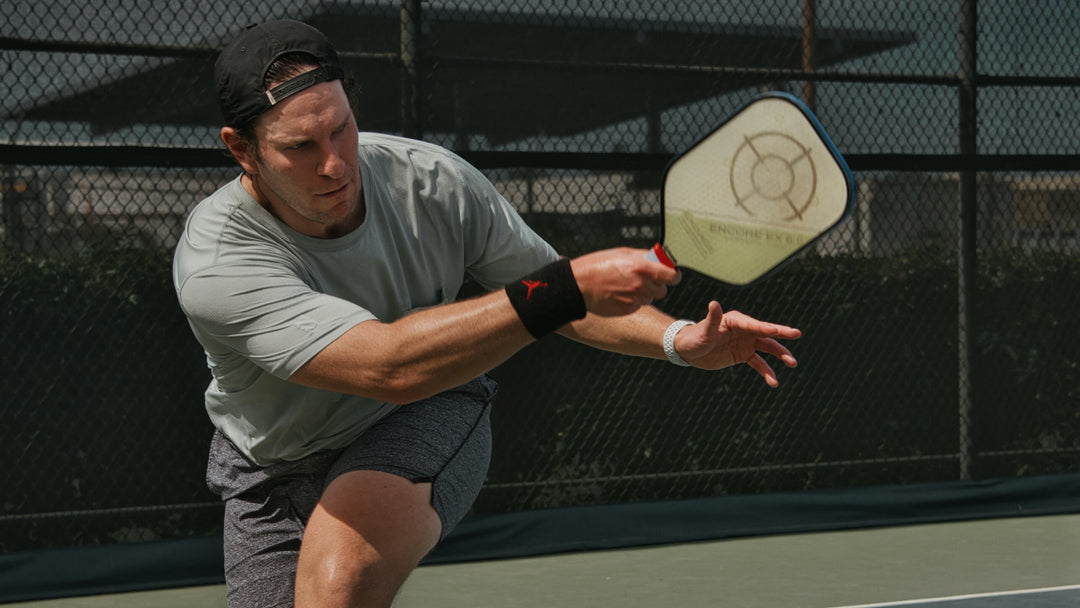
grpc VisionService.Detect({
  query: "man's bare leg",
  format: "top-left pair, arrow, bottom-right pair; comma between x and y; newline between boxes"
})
294,470 -> 441,608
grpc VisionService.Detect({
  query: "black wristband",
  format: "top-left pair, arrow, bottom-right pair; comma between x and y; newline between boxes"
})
505,259 -> 587,339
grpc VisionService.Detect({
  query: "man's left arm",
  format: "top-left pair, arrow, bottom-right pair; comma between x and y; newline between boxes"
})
557,302 -> 802,388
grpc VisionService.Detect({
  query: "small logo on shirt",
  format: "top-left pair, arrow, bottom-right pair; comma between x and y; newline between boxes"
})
294,316 -> 318,332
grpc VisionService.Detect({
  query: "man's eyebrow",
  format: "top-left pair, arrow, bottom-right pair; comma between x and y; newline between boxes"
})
272,117 -> 350,148
276,136 -> 310,148
265,130 -> 308,148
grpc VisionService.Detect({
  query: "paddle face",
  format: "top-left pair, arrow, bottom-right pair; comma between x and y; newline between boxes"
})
654,92 -> 854,286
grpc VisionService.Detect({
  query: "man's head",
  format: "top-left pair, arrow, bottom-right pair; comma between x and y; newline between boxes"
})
215,21 -> 363,238
214,19 -> 345,133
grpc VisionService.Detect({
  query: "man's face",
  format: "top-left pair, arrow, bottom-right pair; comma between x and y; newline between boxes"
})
232,79 -> 363,238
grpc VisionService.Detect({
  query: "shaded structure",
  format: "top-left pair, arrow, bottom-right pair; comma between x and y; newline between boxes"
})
12,5 -> 914,145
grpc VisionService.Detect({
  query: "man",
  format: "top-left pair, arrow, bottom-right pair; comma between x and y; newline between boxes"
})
173,19 -> 801,608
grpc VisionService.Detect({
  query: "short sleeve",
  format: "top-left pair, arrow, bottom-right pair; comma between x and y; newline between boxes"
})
177,260 -> 375,380
454,157 -> 560,288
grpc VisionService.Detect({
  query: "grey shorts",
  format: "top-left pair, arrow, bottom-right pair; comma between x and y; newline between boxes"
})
205,376 -> 497,608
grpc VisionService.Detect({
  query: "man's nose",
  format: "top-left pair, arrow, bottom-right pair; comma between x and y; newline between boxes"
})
318,142 -> 345,178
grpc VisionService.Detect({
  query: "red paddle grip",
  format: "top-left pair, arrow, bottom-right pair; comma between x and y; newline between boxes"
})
648,243 -> 676,269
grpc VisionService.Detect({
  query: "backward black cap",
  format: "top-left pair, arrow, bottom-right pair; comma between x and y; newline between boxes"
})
214,19 -> 345,128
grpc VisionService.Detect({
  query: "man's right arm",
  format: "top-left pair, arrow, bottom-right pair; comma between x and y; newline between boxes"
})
288,247 -> 679,404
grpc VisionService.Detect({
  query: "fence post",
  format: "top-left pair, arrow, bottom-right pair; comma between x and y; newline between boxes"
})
400,0 -> 423,139
801,0 -> 817,111
957,0 -> 978,480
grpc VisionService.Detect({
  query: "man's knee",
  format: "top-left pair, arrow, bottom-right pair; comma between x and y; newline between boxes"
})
295,471 -> 441,607
297,542 -> 406,607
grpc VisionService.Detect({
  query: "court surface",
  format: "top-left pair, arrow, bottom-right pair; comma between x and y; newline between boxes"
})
5,513 -> 1077,607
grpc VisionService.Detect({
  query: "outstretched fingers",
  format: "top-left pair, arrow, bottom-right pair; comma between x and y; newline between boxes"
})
724,309 -> 802,341
679,301 -> 802,387
746,353 -> 780,388
756,337 -> 799,369
726,308 -> 799,387
743,338 -> 798,388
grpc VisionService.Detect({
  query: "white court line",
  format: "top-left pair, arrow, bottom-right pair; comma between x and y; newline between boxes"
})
830,584 -> 1080,608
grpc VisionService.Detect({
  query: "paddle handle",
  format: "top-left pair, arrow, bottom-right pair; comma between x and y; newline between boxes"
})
645,243 -> 676,269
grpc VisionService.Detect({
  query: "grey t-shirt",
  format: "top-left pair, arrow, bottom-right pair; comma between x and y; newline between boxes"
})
174,132 -> 557,464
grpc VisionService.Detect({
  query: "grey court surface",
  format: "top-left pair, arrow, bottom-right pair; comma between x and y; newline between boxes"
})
5,513 -> 1078,608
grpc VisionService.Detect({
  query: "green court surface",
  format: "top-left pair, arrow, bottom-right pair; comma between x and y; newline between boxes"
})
5,513 -> 1077,608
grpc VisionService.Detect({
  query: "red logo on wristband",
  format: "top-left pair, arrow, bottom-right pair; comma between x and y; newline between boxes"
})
522,280 -> 548,300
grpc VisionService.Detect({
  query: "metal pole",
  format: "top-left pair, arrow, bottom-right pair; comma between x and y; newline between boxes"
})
801,0 -> 817,111
400,0 -> 422,139
957,0 -> 978,480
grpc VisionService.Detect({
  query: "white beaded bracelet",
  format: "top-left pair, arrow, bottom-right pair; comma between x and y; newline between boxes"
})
663,319 -> 696,367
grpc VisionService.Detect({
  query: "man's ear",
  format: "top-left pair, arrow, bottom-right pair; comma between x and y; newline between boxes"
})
221,127 -> 259,175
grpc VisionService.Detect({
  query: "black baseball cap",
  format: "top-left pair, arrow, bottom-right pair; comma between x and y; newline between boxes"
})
214,20 -> 345,128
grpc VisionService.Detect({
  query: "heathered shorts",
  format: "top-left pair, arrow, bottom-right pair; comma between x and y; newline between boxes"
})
205,376 -> 497,608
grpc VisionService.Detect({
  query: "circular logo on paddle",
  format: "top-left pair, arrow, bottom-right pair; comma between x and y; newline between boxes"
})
729,131 -> 817,222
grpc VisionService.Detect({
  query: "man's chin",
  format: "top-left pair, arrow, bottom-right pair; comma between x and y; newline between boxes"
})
326,196 -> 365,233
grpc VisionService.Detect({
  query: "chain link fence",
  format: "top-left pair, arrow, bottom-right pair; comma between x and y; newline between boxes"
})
2,0 -> 1078,554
